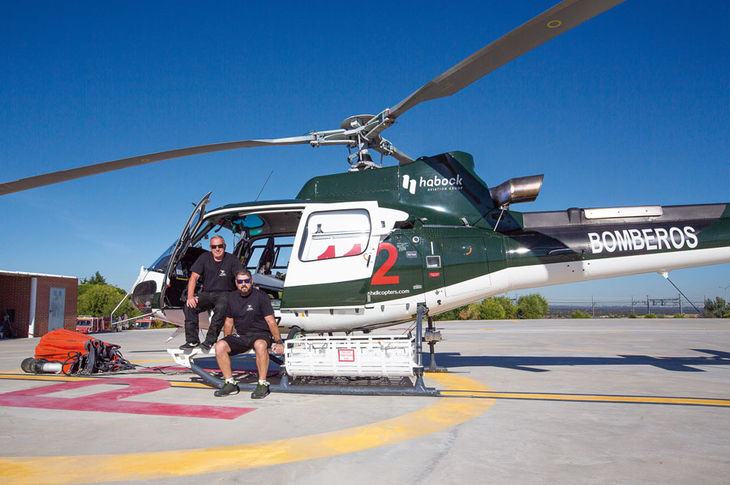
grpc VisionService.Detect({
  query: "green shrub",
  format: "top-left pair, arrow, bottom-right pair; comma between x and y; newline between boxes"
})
458,303 -> 483,320
674,313 -> 684,318
702,297 -> 729,318
151,319 -> 175,329
645,313 -> 657,319
571,309 -> 591,319
628,312 -> 637,318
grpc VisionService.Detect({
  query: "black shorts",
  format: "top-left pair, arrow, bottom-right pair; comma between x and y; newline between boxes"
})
222,333 -> 272,355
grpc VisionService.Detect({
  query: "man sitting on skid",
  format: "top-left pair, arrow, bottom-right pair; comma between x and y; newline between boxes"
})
214,269 -> 284,399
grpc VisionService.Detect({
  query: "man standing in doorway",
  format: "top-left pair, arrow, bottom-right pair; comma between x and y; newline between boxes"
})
180,235 -> 242,353
214,269 -> 284,399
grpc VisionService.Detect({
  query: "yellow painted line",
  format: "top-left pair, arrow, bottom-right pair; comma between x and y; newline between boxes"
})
440,389 -> 730,407
0,373 -> 494,484
170,381 -> 211,389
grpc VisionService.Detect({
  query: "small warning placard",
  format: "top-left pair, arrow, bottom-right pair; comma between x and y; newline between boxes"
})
338,349 -> 355,362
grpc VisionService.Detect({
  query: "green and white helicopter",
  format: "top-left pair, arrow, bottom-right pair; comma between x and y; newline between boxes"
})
2,0 -> 729,337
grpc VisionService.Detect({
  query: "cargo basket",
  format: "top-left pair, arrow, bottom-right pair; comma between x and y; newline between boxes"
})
284,335 -> 416,378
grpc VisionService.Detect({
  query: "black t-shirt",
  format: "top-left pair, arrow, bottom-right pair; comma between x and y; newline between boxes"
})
190,252 -> 242,292
226,289 -> 275,335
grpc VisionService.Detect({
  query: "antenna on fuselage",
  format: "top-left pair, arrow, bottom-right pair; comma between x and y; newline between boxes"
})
255,170 -> 274,201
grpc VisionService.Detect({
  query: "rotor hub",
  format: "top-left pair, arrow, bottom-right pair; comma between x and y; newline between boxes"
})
340,114 -> 376,130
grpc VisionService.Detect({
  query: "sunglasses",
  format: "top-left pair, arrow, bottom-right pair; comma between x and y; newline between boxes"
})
211,244 -> 225,249
236,278 -> 252,284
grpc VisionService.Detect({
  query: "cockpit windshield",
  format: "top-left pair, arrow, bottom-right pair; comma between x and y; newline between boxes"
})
160,202 -> 305,309
149,243 -> 175,272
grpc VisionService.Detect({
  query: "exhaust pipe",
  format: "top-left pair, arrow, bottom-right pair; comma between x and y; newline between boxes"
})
489,174 -> 544,208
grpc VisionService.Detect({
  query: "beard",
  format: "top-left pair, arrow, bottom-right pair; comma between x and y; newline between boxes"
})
239,286 -> 253,297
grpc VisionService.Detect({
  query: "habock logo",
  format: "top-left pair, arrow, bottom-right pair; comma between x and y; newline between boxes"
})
401,174 -> 463,194
587,226 -> 698,254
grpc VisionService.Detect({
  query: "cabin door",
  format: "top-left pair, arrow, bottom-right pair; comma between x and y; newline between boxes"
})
160,192 -> 210,308
282,202 -> 407,309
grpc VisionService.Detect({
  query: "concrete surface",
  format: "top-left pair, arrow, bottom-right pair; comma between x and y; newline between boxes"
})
0,318 -> 729,484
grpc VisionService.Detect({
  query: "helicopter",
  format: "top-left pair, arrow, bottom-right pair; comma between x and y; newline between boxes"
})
1,0 -> 729,336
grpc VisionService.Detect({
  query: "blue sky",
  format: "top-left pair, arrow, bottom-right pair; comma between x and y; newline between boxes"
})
1,0 -> 728,305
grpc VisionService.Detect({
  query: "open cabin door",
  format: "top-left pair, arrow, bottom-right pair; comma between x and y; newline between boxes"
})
282,202 -> 407,309
160,192 -> 211,308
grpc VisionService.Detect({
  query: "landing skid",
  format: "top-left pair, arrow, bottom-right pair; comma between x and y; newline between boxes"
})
187,303 -> 439,396
189,360 -> 438,397
177,303 -> 443,396
165,326 -> 184,343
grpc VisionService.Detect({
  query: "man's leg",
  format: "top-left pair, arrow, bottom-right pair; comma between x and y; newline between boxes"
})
251,339 -> 271,399
202,292 -> 227,349
253,339 -> 270,382
214,339 -> 234,380
213,339 -> 239,397
181,305 -> 202,348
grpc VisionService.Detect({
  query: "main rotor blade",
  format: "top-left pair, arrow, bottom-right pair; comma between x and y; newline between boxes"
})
0,136 -> 314,195
388,0 -> 625,120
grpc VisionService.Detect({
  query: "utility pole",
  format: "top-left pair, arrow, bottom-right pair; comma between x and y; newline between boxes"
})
591,296 -> 595,318
678,293 -> 682,314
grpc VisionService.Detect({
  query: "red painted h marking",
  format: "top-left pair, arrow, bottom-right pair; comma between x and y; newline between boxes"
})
0,378 -> 254,419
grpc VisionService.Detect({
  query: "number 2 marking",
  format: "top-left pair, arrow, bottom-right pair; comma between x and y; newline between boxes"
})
371,242 -> 400,285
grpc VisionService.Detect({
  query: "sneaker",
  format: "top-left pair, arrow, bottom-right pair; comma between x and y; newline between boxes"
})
200,341 -> 213,353
179,342 -> 200,350
251,382 -> 270,399
214,381 -> 239,397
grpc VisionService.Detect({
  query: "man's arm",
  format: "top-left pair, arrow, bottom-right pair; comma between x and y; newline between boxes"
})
186,272 -> 201,308
264,315 -> 284,354
223,317 -> 234,337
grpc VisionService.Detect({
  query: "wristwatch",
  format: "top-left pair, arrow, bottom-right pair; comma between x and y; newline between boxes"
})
276,339 -> 284,345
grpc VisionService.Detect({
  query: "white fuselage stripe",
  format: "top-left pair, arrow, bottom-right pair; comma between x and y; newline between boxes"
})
155,246 -> 730,332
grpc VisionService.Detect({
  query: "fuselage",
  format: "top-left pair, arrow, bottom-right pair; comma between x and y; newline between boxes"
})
131,151 -> 730,332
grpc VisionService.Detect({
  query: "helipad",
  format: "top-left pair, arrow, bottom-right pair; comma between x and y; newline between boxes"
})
1,318 -> 728,484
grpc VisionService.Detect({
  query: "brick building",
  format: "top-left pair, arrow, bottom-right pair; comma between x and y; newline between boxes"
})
0,271 -> 77,338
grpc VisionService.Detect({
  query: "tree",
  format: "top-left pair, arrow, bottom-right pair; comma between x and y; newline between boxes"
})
516,294 -> 549,319
433,295 -> 539,321
702,297 -> 729,318
81,271 -> 107,285
492,296 -> 517,319
479,299 -> 506,319
433,307 -> 462,321
77,283 -> 140,318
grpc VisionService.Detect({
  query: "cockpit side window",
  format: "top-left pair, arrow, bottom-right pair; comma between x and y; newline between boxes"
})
243,236 -> 293,273
298,209 -> 371,261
